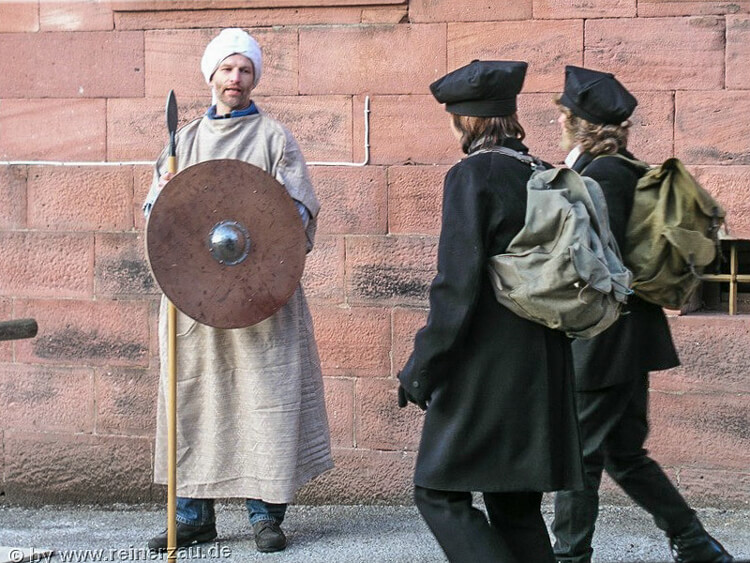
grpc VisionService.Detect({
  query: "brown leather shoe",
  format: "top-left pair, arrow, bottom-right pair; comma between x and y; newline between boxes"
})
147,522 -> 217,551
253,520 -> 287,553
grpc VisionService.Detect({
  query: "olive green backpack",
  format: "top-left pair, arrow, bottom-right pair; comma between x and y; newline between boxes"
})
603,155 -> 725,309
484,147 -> 632,339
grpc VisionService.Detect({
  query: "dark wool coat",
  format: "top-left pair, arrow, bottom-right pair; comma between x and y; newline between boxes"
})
398,139 -> 585,493
570,150 -> 680,391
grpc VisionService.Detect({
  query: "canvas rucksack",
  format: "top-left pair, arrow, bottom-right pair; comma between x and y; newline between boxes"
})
599,155 -> 725,310
482,147 -> 632,339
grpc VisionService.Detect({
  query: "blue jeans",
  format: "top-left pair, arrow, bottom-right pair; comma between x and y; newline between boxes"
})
177,497 -> 287,526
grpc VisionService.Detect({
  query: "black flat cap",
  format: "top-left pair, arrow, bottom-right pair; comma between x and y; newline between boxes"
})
430,60 -> 528,117
560,65 -> 637,125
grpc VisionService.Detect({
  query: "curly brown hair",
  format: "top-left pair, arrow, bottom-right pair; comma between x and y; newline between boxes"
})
451,113 -> 526,155
556,96 -> 630,156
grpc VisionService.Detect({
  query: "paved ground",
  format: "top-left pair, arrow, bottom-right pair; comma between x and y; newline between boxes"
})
0,502 -> 747,562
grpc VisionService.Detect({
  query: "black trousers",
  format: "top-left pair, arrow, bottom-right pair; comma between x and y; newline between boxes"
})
552,373 -> 695,563
414,486 -> 555,563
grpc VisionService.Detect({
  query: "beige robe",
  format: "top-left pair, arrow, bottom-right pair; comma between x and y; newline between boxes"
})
145,109 -> 333,503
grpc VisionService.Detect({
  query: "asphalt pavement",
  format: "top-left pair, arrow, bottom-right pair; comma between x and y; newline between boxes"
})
0,501 -> 748,562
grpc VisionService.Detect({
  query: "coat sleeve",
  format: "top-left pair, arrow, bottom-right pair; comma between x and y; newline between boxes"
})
398,162 -> 496,403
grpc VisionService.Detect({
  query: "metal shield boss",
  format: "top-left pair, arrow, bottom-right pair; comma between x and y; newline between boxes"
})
145,159 -> 306,329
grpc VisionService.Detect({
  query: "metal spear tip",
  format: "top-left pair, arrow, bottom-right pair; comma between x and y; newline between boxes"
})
166,90 -> 178,134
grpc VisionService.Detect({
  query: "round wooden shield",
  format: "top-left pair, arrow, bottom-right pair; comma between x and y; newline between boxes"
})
145,159 -> 306,329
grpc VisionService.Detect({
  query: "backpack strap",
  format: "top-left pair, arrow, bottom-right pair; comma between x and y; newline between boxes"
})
468,145 -> 545,171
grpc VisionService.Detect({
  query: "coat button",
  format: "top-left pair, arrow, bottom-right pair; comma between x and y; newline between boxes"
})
412,381 -> 420,388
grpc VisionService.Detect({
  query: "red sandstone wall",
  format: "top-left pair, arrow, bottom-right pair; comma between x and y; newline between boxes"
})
0,0 -> 748,507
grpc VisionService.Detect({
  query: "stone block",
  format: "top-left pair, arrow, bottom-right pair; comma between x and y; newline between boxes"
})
310,165 -> 387,234
299,24 -> 445,95
346,235 -> 437,306
14,299 -> 150,367
448,20 -> 583,93
0,99 -> 106,161
0,298 -> 11,362
409,0 -> 531,22
638,0 -> 749,17
355,377 -> 423,451
387,165 -> 449,236
145,27 -> 297,98
27,165 -> 133,231
302,235 -> 346,305
691,166 -> 750,238
585,17 -> 725,91
0,165 -> 27,229
0,232 -> 94,299
134,165 -> 154,232
676,91 -> 750,165
646,390 -> 750,470
392,307 -> 428,376
95,367 -> 157,436
0,364 -> 94,432
654,315 -> 750,394
4,431 -> 152,504
311,305 -> 391,377
534,0 -> 635,18
727,16 -> 750,90
323,376 -> 355,448
0,31 -> 143,98
296,447 -> 416,504
366,95 -> 459,165
0,2 -> 39,31
95,232 -> 158,297
677,468 -> 750,508
40,1 -> 115,31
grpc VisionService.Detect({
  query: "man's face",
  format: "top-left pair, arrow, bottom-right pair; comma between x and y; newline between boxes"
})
210,53 -> 255,114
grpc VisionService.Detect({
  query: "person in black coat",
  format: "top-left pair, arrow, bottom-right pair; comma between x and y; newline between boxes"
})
551,65 -> 734,563
397,60 -> 585,563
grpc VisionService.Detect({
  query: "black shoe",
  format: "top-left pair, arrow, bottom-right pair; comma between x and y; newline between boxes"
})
147,522 -> 218,551
253,520 -> 287,553
670,517 -> 734,562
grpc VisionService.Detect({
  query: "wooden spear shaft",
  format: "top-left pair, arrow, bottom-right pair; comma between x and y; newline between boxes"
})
165,89 -> 178,563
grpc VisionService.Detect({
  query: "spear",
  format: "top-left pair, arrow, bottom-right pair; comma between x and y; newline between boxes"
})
165,89 -> 178,563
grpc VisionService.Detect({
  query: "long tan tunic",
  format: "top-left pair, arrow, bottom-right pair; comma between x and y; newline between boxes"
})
145,109 -> 333,503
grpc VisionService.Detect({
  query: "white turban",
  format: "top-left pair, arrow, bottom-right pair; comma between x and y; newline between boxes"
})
201,28 -> 262,87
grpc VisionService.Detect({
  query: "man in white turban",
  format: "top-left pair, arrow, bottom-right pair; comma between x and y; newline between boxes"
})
144,28 -> 332,553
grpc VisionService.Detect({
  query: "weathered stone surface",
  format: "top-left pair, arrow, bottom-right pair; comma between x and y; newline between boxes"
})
27,166 -> 133,231
323,376 -> 354,448
4,431 -> 152,504
302,235 -> 346,304
310,165 -> 387,234
676,91 -> 750,165
0,165 -> 27,229
392,307 -> 428,377
14,299 -> 150,367
677,468 -> 750,508
585,17 -> 725,91
0,298 -> 12,362
448,20 -> 583,92
311,305 -> 391,377
409,0 -> 531,21
638,0 -> 749,17
0,233 -> 94,299
346,235 -> 438,306
387,165 -> 449,236
691,166 -> 750,238
534,0 -> 635,19
0,99 -> 106,161
95,367 -> 157,436
40,1 -> 115,31
656,315 -> 750,394
727,15 -> 750,90
365,95 -> 459,165
145,27 -> 297,98
296,447 -> 415,504
0,2 -> 39,31
0,32 -> 143,98
299,24 -> 445,95
0,364 -> 94,433
356,377 -> 423,451
95,232 -> 158,297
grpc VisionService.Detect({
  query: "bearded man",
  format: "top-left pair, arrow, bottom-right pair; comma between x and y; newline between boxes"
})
143,28 -> 333,553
